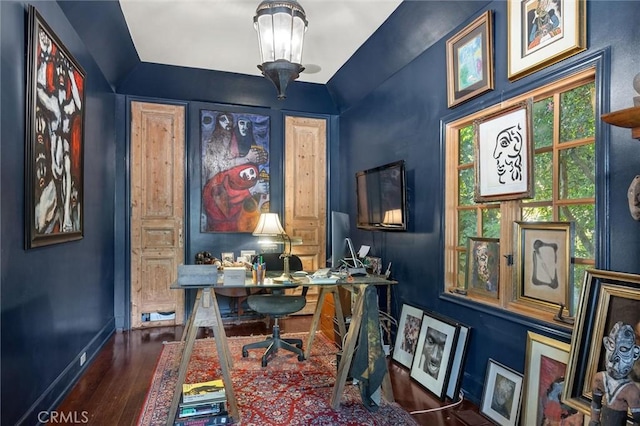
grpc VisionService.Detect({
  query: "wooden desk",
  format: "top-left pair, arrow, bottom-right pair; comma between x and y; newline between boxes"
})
168,273 -> 396,424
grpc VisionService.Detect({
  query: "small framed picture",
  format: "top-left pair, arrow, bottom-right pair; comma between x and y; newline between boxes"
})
480,359 -> 523,426
446,10 -> 494,108
507,0 -> 586,81
445,323 -> 471,400
474,101 -> 533,202
410,311 -> 459,400
240,250 -> 256,263
392,304 -> 423,369
515,221 -> 573,315
522,332 -> 584,425
221,252 -> 235,263
465,237 -> 500,299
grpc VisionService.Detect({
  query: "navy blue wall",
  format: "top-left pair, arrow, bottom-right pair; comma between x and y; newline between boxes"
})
1,1 -> 117,424
2,0 -> 640,423
336,0 -> 640,403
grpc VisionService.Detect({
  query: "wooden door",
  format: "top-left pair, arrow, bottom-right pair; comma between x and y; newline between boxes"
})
284,116 -> 327,315
130,101 -> 185,329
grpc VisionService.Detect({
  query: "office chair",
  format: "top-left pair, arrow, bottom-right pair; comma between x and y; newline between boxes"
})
242,253 -> 308,367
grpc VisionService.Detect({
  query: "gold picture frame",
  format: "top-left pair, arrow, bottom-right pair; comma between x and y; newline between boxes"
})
515,221 -> 573,316
522,332 -> 584,425
563,269 -> 640,419
507,0 -> 587,81
446,10 -> 494,108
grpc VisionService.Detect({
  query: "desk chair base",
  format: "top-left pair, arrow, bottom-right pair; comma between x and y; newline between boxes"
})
242,323 -> 305,367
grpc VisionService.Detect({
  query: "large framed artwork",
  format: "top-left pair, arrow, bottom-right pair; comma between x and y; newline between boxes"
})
507,0 -> 587,81
465,237 -> 500,299
480,359 -> 523,426
514,221 -> 574,315
200,110 -> 270,233
410,311 -> 459,400
563,269 -> 640,419
474,101 -> 533,202
522,332 -> 584,425
25,5 -> 86,248
446,10 -> 494,108
392,304 -> 423,369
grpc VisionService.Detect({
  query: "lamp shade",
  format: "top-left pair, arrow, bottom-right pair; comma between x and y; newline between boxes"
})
383,209 -> 402,225
252,213 -> 286,236
254,0 -> 307,99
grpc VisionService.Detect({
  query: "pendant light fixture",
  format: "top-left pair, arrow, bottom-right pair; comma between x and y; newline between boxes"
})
254,0 -> 308,100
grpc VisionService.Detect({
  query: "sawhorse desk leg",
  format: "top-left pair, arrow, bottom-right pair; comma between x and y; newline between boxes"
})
330,284 -> 394,410
166,288 -> 239,425
304,286 -> 346,360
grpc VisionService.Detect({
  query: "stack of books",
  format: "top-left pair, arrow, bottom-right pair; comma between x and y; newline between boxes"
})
174,379 -> 232,425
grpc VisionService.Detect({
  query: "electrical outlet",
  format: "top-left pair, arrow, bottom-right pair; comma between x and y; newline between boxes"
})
80,352 -> 86,366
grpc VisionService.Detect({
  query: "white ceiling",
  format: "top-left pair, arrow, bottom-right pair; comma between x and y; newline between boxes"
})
119,0 -> 402,85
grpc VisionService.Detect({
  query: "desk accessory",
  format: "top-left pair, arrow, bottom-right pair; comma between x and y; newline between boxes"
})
223,267 -> 246,286
252,213 -> 302,283
177,265 -> 218,286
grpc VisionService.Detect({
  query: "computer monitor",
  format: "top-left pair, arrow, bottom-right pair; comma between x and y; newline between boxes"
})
330,211 -> 350,269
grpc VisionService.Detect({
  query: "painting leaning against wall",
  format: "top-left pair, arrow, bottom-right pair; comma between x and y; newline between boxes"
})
200,110 -> 270,233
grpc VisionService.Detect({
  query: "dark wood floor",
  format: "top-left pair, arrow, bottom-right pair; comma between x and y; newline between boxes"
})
53,315 -> 482,425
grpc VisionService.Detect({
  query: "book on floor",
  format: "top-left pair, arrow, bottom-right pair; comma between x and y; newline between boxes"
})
174,413 -> 233,426
178,401 -> 227,418
182,379 -> 225,403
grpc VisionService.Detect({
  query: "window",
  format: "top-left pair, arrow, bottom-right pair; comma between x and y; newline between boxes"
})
444,68 -> 596,324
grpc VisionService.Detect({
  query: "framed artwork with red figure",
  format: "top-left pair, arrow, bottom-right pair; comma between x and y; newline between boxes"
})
200,110 -> 270,233
25,5 -> 86,248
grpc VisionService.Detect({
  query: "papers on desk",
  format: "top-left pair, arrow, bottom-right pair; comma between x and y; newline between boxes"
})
307,275 -> 341,284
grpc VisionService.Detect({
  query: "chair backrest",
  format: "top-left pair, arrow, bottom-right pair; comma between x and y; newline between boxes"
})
252,253 -> 303,272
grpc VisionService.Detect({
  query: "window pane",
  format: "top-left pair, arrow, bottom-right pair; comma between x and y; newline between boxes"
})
560,204 -> 595,259
459,168 -> 475,205
532,97 -> 554,149
559,145 -> 595,199
458,251 -> 467,288
482,207 -> 501,238
522,206 -> 553,221
560,83 -> 595,142
532,151 -> 553,201
459,125 -> 475,165
458,209 -> 477,245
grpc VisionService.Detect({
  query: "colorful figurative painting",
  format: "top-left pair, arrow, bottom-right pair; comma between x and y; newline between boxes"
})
457,33 -> 484,91
536,355 -> 582,425
524,0 -> 563,55
26,6 -> 86,248
200,110 -> 270,233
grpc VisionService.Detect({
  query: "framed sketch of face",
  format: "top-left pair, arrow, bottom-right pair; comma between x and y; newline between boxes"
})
410,311 -> 459,400
480,359 -> 523,426
392,304 -> 423,369
474,101 -> 533,202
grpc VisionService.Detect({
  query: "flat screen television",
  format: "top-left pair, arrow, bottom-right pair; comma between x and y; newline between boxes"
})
355,160 -> 407,231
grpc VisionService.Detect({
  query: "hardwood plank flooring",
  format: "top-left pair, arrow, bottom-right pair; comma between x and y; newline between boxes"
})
52,316 -> 481,425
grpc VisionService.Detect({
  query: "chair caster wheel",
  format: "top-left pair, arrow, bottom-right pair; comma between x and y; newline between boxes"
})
298,354 -> 305,362
261,357 -> 268,368
242,350 -> 248,358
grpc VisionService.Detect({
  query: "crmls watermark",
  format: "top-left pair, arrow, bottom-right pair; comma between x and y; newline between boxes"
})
38,411 -> 89,424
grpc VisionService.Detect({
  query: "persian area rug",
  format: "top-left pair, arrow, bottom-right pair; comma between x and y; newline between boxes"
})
137,332 -> 418,426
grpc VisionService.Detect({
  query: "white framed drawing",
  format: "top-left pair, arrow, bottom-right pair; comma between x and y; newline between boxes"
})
392,304 -> 423,368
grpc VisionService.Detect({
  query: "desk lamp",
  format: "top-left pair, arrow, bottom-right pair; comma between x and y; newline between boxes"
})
252,213 -> 300,282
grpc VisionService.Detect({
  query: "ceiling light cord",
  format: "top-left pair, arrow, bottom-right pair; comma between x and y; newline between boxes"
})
409,390 -> 464,415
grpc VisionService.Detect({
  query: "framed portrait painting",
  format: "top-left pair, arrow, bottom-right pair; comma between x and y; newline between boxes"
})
392,304 -> 423,369
410,311 -> 459,400
474,101 -> 533,202
25,5 -> 86,248
446,10 -> 494,108
480,359 -> 523,426
563,269 -> 640,419
522,332 -> 584,425
515,221 -> 574,315
200,110 -> 270,233
507,0 -> 586,81
465,237 -> 500,298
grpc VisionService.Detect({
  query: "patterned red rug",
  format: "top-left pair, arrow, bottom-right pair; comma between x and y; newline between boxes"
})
137,332 -> 418,425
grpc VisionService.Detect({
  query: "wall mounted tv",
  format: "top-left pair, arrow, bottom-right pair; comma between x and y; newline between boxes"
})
355,160 -> 407,231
